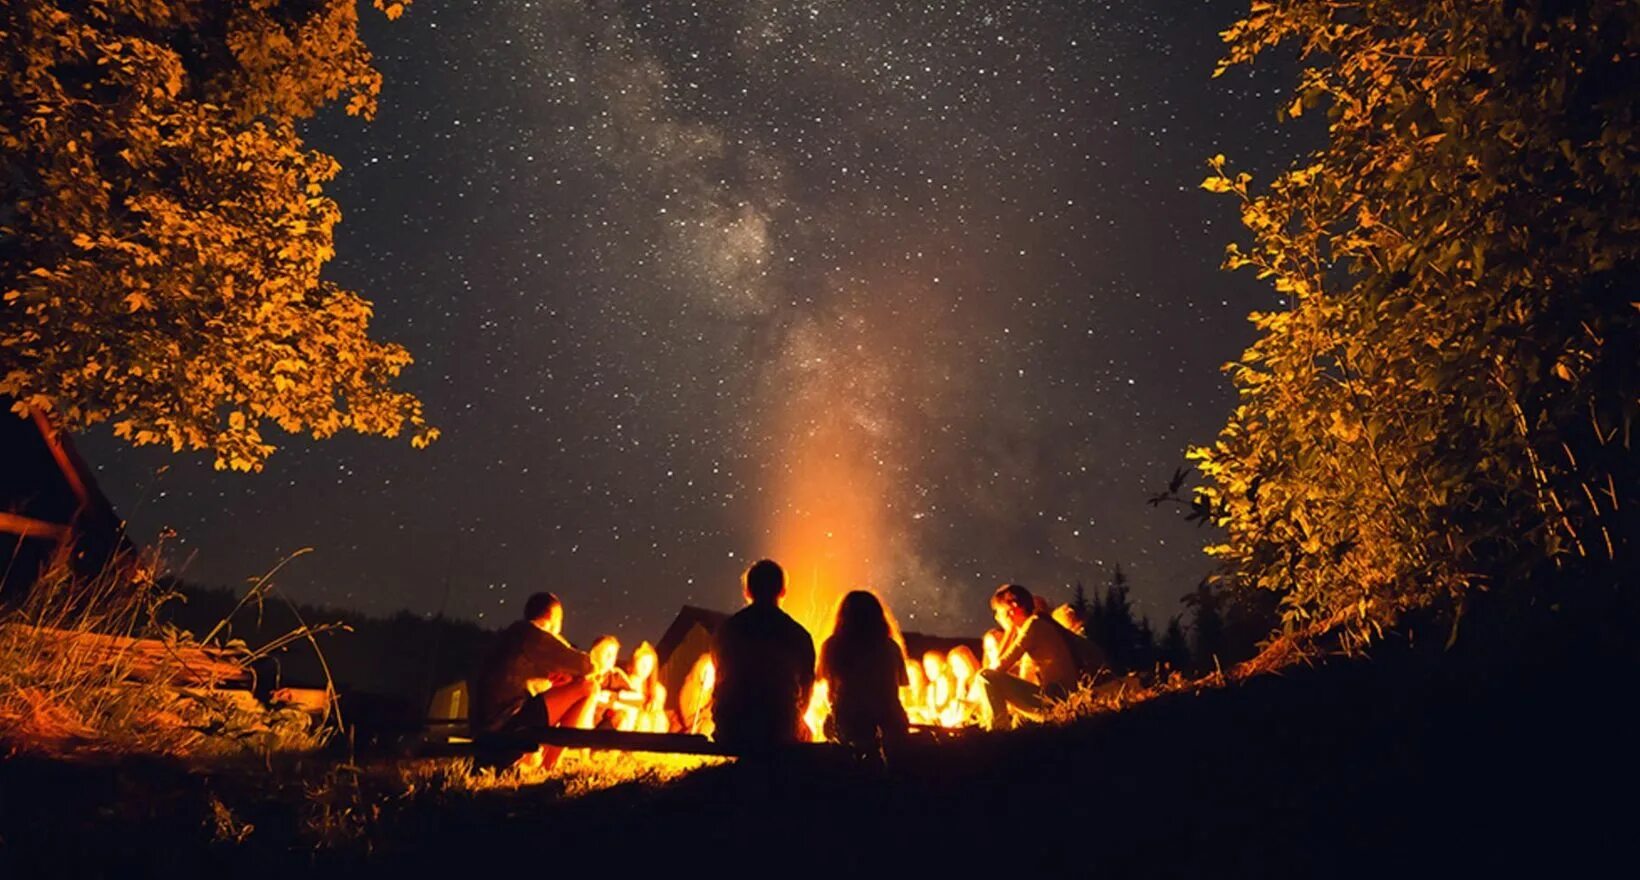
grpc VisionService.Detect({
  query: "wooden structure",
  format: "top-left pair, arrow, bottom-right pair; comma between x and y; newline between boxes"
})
0,404 -> 129,604
654,605 -> 726,716
0,622 -> 253,688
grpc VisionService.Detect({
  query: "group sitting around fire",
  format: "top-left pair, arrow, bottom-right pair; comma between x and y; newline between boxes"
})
468,558 -> 1106,767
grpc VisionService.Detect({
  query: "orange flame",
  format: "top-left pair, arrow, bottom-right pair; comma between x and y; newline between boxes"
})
767,407 -> 892,743
766,448 -> 887,638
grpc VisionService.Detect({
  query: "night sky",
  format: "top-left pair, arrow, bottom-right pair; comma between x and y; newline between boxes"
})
81,0 -> 1311,644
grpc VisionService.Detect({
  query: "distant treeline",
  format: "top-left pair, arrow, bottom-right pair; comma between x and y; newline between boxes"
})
158,565 -> 1266,720
1063,564 -> 1279,678
158,582 -> 496,712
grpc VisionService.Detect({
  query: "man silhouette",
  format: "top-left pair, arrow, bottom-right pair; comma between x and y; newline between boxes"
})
710,559 -> 816,751
469,592 -> 596,768
976,583 -> 1103,731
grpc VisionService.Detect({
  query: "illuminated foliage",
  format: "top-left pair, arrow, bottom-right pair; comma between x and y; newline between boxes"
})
1198,1 -> 1638,645
1,0 -> 433,472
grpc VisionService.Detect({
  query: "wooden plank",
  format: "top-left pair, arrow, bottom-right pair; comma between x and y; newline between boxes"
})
270,687 -> 332,715
419,727 -> 855,758
0,511 -> 69,541
0,623 -> 252,688
501,727 -> 737,756
30,407 -> 92,513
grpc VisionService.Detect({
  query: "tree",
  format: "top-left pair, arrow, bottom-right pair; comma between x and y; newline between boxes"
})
1135,617 -> 1156,666
1183,580 -> 1226,673
1087,563 -> 1154,673
1159,615 -> 1191,672
1195,1 -> 1638,646
1070,579 -> 1091,624
1,0 -> 434,472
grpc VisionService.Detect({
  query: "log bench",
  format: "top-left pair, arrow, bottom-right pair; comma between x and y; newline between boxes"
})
417,726 -> 742,758
414,721 -> 981,762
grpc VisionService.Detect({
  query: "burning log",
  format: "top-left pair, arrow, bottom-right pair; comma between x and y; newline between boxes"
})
678,654 -> 714,735
920,651 -> 952,717
610,640 -> 667,732
902,659 -> 925,709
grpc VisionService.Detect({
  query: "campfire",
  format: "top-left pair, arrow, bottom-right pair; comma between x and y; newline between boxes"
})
572,412 -> 990,742
583,638 -> 671,734
584,621 -> 987,743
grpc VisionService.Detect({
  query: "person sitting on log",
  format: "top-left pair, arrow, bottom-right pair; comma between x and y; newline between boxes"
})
709,559 -> 815,753
469,591 -> 595,769
818,590 -> 909,756
975,583 -> 1105,731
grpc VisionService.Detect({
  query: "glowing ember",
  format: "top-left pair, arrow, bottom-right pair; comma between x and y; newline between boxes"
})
586,598 -> 985,744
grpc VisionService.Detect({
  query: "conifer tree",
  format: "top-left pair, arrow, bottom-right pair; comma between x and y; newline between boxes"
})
1184,581 -> 1226,672
1159,615 -> 1191,672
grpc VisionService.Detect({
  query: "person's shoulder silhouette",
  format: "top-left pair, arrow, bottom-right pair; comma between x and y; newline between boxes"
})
710,560 -> 815,748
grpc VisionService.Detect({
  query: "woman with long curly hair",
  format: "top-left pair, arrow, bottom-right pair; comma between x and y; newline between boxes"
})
817,590 -> 909,753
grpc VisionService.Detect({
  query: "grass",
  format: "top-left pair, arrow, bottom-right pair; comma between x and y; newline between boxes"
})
0,550 -> 329,760
0,550 -> 735,860
0,546 -> 1260,861
3,617 -> 1634,876
4,559 -> 1634,877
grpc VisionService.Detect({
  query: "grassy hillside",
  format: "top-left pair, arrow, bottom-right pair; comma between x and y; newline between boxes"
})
3,595 -> 1633,877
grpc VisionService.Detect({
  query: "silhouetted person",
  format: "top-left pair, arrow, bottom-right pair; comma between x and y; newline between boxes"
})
710,559 -> 815,751
818,590 -> 909,754
470,592 -> 595,767
976,583 -> 1104,730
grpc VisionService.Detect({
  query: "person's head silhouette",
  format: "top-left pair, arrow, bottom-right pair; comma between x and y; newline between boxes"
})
523,591 -> 564,634
742,559 -> 785,605
990,583 -> 1034,630
831,589 -> 893,643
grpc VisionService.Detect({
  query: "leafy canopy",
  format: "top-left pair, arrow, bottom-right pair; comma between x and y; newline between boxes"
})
1,0 -> 431,472
1196,1 -> 1638,645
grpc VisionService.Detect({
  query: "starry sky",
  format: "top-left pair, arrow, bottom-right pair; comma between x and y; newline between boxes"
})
82,0 -> 1312,644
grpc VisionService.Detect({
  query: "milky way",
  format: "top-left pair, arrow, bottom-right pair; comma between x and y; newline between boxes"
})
81,0 -> 1312,643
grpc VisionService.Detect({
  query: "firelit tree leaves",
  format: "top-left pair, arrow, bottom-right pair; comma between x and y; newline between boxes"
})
0,0 -> 436,472
1198,1 -> 1638,647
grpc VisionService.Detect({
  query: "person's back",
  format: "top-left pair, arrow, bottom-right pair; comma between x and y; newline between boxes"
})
471,620 -> 546,731
819,632 -> 907,746
978,583 -> 1097,731
1049,614 -> 1107,682
712,602 -> 815,746
710,559 -> 815,749
1009,613 -> 1083,694
470,600 -> 594,733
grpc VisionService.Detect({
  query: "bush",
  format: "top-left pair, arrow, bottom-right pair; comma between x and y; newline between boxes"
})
1193,1 -> 1639,647
0,550 -> 326,759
